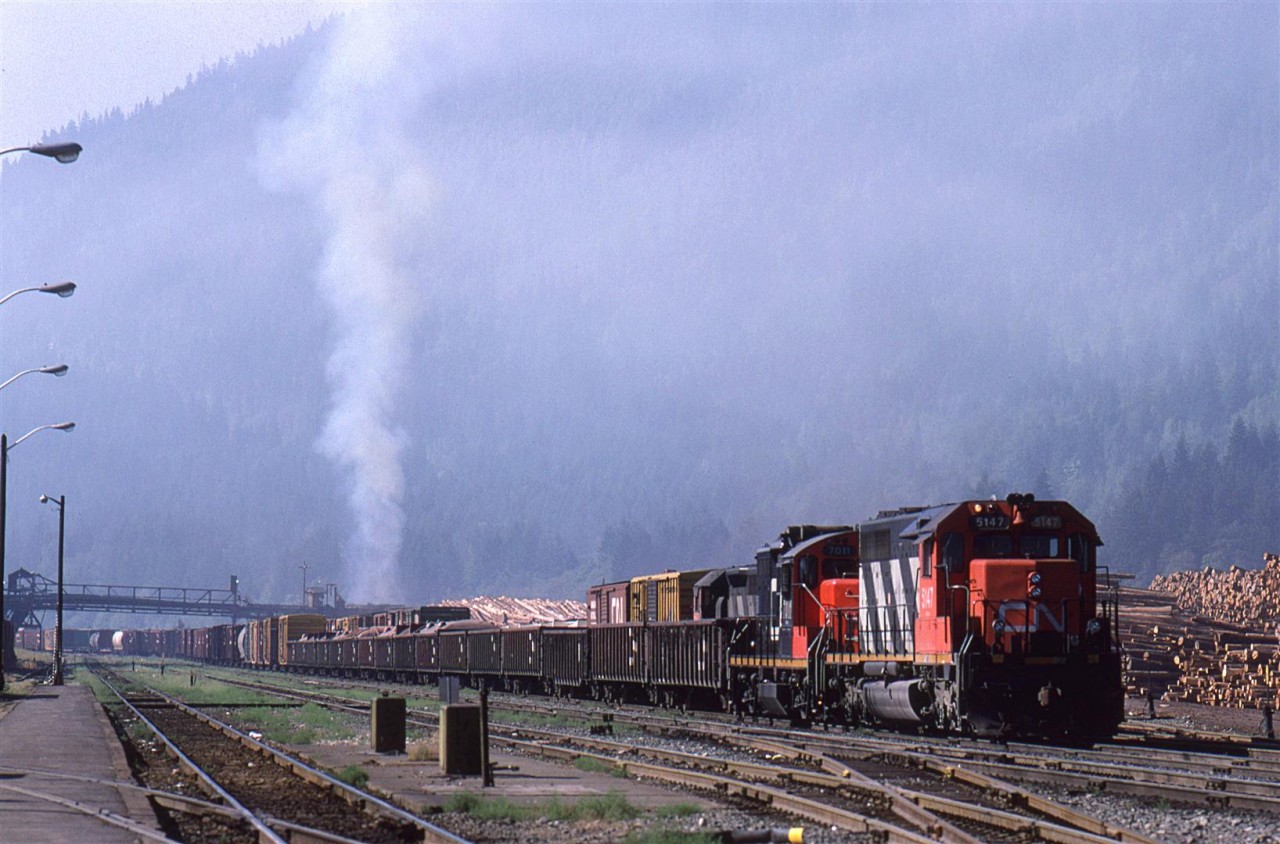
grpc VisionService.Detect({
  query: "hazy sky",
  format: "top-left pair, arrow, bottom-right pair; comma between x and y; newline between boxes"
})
0,0 -> 357,146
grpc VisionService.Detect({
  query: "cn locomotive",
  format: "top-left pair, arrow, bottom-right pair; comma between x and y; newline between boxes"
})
111,494 -> 1124,740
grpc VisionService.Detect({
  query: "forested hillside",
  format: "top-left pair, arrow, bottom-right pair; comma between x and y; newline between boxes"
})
0,7 -> 1273,608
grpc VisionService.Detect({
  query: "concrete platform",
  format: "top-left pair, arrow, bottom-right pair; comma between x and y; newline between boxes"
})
0,684 -> 163,843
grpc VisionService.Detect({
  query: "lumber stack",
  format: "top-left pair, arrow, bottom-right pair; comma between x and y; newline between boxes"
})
1127,553 -> 1280,709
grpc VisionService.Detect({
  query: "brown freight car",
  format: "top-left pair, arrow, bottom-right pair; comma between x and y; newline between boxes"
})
543,626 -> 589,695
586,581 -> 628,625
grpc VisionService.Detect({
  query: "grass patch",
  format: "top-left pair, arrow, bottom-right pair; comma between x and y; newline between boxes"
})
126,718 -> 155,744
574,755 -> 626,777
408,740 -> 438,762
77,671 -> 120,704
490,708 -> 583,730
335,765 -> 369,789
237,702 -> 354,744
120,668 -> 280,708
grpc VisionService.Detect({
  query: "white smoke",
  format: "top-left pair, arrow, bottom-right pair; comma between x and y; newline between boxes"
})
257,7 -> 439,602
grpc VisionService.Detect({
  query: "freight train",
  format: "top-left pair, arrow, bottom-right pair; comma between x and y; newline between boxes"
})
105,495 -> 1124,740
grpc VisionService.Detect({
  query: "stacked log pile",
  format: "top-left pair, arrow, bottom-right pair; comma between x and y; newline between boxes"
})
1150,553 -> 1280,626
440,596 -> 587,625
1124,554 -> 1280,708
1116,582 -> 1182,699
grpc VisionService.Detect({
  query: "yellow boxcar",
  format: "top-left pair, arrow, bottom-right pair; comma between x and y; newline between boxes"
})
629,570 -> 713,622
277,614 -> 327,666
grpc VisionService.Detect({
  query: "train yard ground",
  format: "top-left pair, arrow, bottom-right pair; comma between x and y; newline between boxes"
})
5,656 -> 1280,843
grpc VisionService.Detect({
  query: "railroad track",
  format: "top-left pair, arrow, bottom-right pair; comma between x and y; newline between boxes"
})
88,665 -> 468,844
205,671 -> 1152,843
450,683 -> 1280,818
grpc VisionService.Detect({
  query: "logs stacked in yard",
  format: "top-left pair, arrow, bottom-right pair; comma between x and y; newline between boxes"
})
1115,580 -> 1183,699
1130,553 -> 1280,709
439,595 -> 587,625
1150,553 -> 1280,627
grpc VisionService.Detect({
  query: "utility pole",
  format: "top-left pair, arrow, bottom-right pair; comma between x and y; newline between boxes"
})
299,560 -> 309,607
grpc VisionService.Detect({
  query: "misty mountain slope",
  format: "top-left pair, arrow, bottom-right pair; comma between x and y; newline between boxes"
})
0,5 -> 1274,609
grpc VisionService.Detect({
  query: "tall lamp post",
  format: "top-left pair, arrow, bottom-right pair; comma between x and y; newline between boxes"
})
0,139 -> 80,688
0,423 -> 75,690
38,494 -> 64,685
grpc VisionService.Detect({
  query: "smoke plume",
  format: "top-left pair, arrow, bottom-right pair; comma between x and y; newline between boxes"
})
257,8 -> 436,602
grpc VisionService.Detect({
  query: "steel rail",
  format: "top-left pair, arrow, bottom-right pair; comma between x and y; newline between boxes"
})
209,675 -> 957,841
980,739 -> 1280,784
124,677 -> 471,844
515,737 -> 1140,844
735,734 -> 1157,844
526,739 -> 941,844
0,763 -> 245,821
903,748 -> 1280,814
0,781 -> 175,842
94,670 -> 288,844
874,739 -> 1280,803
1,763 -> 404,844
214,672 -> 1146,844
205,670 -> 1231,829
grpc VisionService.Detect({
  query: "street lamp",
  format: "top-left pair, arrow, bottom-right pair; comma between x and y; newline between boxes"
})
0,365 -> 68,393
0,282 -> 76,308
39,494 -> 64,685
0,142 -> 82,164
0,422 -> 74,690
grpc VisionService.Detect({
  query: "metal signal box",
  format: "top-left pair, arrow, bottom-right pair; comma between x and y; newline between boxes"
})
371,695 -> 406,753
438,704 -> 483,775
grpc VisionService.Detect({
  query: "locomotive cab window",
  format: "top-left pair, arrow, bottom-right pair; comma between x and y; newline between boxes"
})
1018,534 -> 1060,558
973,533 -> 1013,558
1067,533 -> 1095,572
940,532 -> 964,570
821,558 -> 857,579
798,555 -> 818,588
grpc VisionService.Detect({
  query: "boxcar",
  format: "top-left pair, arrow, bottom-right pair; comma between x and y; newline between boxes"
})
586,581 -> 629,625
277,614 -> 327,668
64,628 -> 91,653
628,570 -> 709,623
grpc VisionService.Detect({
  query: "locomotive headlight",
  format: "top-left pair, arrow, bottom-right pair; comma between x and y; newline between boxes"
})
1030,586 -> 1042,599
1029,572 -> 1042,585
